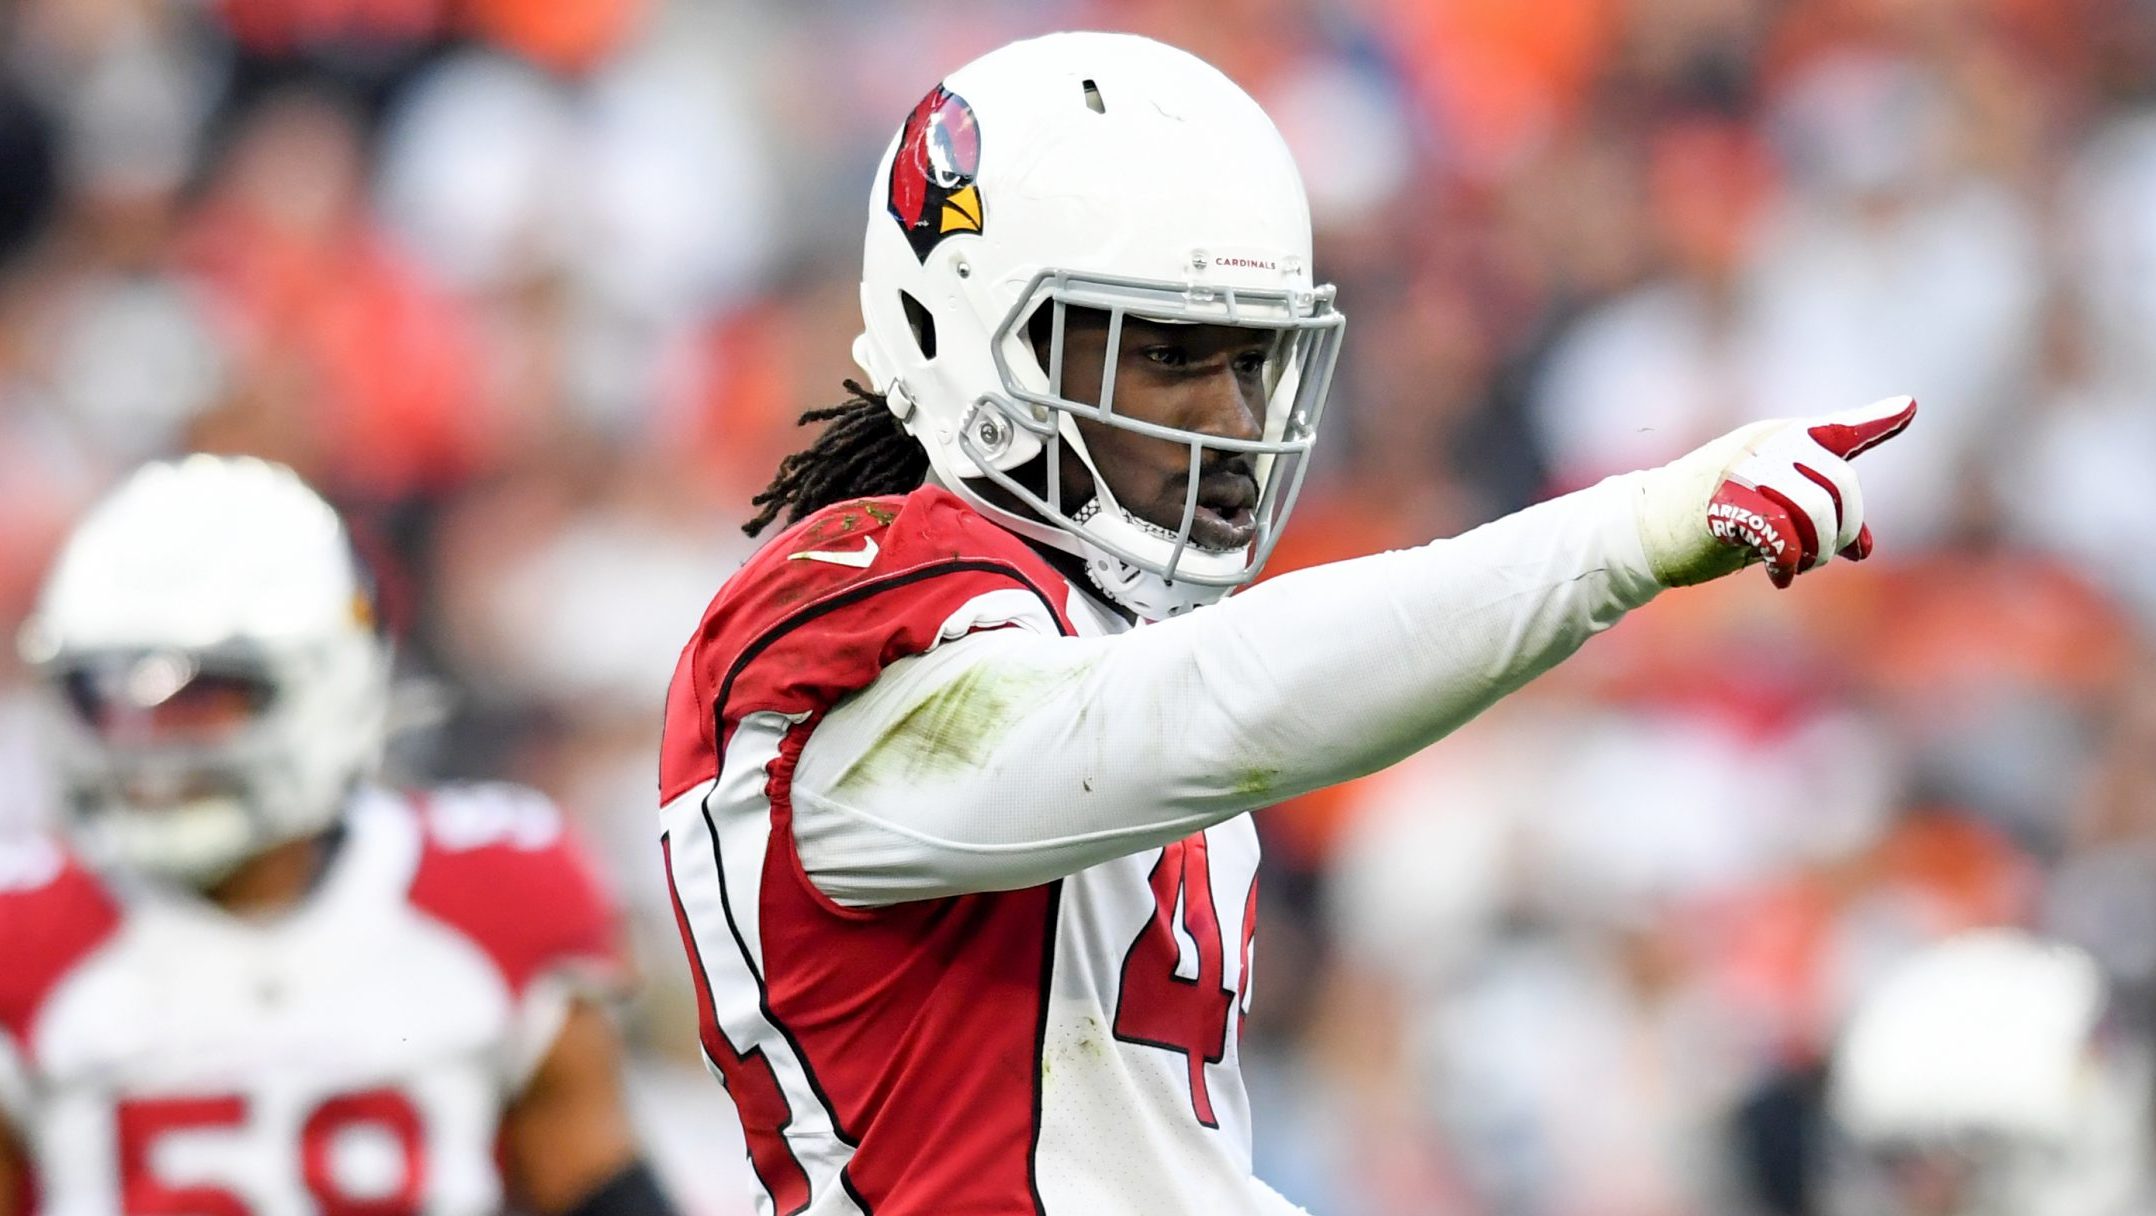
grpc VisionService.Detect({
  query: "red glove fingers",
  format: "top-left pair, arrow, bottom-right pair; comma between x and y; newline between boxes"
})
1708,479 -> 1807,589
1793,461 -> 1873,562
1806,395 -> 1919,461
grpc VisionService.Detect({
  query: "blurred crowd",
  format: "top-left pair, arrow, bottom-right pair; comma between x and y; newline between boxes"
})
2,0 -> 2155,1212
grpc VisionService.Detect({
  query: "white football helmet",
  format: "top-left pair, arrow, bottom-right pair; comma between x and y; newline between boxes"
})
18,456 -> 392,887
1824,930 -> 2153,1216
853,31 -> 1346,619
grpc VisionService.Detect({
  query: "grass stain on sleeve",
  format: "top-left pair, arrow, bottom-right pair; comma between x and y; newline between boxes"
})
830,656 -> 1094,796
1230,766 -> 1282,800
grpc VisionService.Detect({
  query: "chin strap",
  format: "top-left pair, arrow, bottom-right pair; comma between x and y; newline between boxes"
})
1081,546 -> 1231,620
1069,497 -> 1234,620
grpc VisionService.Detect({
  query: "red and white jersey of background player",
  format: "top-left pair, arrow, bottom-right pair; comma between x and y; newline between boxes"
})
661,487 -> 1287,1216
0,784 -> 621,1215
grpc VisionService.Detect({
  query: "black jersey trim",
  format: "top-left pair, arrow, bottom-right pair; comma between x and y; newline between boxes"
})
697,784 -> 861,1155
711,558 -> 1073,721
661,829 -> 813,1216
706,556 -> 1073,1214
1025,878 -> 1064,1215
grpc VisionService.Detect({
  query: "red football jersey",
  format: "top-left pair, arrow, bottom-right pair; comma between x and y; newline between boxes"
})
660,488 -> 1272,1216
0,785 -> 621,1215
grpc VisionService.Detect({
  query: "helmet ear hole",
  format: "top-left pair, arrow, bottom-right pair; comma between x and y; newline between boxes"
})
899,291 -> 938,359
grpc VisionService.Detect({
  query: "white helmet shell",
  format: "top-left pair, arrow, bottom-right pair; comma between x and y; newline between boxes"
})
854,31 -> 1345,618
1825,930 -> 2151,1216
19,455 -> 392,887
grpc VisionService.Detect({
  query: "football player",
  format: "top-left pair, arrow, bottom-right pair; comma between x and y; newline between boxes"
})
0,456 -> 678,1216
660,30 -> 1917,1216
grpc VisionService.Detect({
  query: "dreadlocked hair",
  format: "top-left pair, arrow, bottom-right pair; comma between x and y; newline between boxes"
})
744,380 -> 931,537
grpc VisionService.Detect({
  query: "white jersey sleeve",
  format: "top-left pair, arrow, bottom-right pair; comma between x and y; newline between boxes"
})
791,473 -> 1663,906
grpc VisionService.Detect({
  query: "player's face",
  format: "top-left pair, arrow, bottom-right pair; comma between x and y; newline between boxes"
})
1050,309 -> 1272,553
59,654 -> 274,808
62,656 -> 272,748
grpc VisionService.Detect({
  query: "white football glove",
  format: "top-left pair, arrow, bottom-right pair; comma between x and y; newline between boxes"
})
1630,395 -> 1918,589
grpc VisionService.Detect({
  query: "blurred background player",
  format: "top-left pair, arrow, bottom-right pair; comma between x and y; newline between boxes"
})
1820,930 -> 2155,1216
0,456 -> 678,1216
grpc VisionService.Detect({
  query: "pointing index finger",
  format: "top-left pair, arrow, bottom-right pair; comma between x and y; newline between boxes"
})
1806,395 -> 1917,461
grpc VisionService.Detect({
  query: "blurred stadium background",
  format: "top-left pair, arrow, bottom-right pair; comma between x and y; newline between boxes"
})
2,0 -> 2154,1212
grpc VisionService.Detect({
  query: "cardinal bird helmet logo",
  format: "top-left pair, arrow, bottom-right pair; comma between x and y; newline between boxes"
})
887,84 -> 984,262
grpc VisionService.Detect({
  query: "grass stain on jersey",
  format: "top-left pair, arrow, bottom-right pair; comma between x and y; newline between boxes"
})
804,512 -> 864,545
1043,1014 -> 1109,1083
831,658 -> 1094,794
1230,765 -> 1282,800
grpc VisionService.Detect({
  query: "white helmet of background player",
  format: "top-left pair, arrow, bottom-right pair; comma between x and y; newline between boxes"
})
18,456 -> 392,887
853,31 -> 1346,619
1824,930 -> 2153,1216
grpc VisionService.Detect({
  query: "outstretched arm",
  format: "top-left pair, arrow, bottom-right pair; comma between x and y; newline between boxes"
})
792,398 -> 1916,905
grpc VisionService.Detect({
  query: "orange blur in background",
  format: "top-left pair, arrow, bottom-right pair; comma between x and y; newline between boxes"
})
2,1 -> 2154,1212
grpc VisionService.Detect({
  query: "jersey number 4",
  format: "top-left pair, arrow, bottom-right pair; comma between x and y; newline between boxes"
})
1112,834 -> 1257,1128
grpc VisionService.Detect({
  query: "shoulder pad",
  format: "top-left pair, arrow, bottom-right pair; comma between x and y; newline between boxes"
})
743,487 -> 1063,614
661,486 -> 1073,799
0,839 -> 119,1053
407,786 -> 621,998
